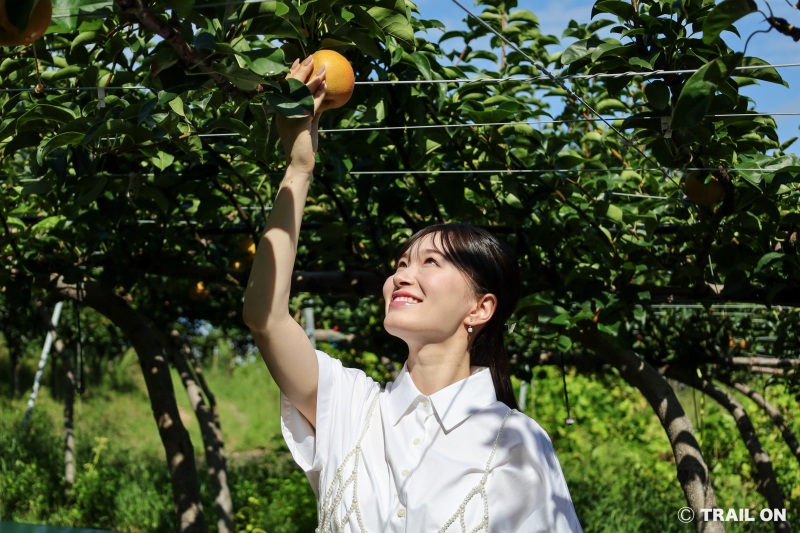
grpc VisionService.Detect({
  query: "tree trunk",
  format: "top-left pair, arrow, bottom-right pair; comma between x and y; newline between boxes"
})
54,278 -> 207,533
569,325 -> 723,533
169,330 -> 234,533
668,369 -> 791,533
36,302 -> 77,485
717,377 -> 800,467
63,358 -> 77,486
12,345 -> 20,398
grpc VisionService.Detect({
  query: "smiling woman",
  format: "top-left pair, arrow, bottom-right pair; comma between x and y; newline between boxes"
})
242,58 -> 583,532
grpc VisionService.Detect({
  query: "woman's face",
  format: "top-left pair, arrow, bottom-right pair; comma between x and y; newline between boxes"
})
382,233 -> 479,346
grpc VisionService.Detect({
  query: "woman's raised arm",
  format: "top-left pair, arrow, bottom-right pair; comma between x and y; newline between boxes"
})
242,57 -> 327,427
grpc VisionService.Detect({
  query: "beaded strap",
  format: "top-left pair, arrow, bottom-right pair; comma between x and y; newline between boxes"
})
316,393 -> 381,533
437,409 -> 515,533
316,399 -> 514,533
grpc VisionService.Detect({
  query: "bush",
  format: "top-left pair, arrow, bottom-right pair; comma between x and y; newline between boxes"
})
0,409 -> 65,521
229,443 -> 317,533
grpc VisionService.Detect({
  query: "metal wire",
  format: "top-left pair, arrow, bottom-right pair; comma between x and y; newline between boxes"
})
3,62 -> 800,93
346,167 -> 793,176
357,63 -> 800,85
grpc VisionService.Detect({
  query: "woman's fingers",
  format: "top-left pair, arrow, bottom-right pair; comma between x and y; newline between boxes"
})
286,55 -> 316,82
307,65 -> 326,92
284,56 -> 327,116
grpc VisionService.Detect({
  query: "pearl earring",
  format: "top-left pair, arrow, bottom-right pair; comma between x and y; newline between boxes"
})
467,325 -> 473,333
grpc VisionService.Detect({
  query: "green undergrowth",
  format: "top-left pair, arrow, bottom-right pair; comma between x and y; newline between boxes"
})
1,341 -> 799,532
522,367 -> 800,532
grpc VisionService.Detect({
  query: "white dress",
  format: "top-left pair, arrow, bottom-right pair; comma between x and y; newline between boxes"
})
281,350 -> 584,533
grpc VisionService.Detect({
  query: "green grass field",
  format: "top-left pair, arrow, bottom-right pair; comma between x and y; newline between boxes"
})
3,347 -> 285,461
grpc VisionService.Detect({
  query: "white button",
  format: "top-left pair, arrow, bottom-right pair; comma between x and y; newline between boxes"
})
412,438 -> 421,445
422,399 -> 430,408
401,468 -> 409,477
398,508 -> 406,518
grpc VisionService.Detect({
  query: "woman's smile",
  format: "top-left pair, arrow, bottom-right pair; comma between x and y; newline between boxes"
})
389,290 -> 422,307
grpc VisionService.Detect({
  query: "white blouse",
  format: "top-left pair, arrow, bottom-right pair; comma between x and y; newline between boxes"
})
281,350 -> 583,532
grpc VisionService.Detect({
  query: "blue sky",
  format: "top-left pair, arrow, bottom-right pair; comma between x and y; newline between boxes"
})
413,0 -> 800,148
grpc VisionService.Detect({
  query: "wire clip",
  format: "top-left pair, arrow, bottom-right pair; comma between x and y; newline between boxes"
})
97,87 -> 106,109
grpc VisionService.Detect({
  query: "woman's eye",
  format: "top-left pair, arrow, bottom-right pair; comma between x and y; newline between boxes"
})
425,257 -> 438,265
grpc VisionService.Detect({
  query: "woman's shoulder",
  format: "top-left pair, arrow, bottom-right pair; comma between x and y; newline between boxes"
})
494,406 -> 559,450
315,349 -> 385,395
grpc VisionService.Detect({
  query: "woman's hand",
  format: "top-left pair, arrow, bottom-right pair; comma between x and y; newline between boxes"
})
276,56 -> 328,174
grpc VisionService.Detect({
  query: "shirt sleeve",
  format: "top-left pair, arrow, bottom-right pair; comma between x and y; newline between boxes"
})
280,350 -> 380,497
490,413 -> 584,533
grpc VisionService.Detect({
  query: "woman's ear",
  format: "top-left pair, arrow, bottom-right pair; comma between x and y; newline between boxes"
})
469,293 -> 497,327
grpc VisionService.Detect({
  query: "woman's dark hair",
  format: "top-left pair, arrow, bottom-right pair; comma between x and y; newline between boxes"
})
398,223 -> 521,410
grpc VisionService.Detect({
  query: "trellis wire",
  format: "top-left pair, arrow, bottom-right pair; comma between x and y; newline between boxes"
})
321,112 -> 798,133
447,0 -> 672,177
357,63 -> 800,85
346,167 -> 793,175
2,62 -> 800,94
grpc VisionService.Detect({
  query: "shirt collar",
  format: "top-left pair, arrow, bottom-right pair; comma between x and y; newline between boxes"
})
385,364 -> 498,432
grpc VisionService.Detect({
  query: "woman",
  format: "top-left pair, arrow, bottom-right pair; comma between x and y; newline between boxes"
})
243,56 -> 583,532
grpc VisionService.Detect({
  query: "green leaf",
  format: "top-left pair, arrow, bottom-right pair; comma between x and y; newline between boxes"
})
671,53 -> 742,130
152,151 -> 175,171
367,7 -> 414,48
168,97 -> 186,117
737,56 -> 788,87
597,322 -> 620,335
76,176 -> 108,206
591,0 -> 635,20
606,204 -> 624,222
21,179 -> 53,196
628,56 -> 654,69
591,41 -> 622,62
253,1 -> 289,16
40,65 -> 85,83
18,104 -> 77,128
211,64 -> 264,91
561,38 -> 605,65
261,78 -> 313,118
409,52 -> 432,81
505,193 -> 522,208
550,311 -> 572,326
702,0 -> 756,44
508,9 -> 539,24
36,132 -> 85,165
644,81 -> 671,111
31,215 -> 66,234
70,31 -> 100,51
237,48 -> 286,77
755,252 -> 784,273
556,335 -> 572,352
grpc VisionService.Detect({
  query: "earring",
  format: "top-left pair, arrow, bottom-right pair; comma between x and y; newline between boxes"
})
467,325 -> 473,333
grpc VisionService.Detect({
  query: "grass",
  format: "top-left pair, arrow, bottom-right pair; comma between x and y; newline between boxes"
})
2,347 -> 284,462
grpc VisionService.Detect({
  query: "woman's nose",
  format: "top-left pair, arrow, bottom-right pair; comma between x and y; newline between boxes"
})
392,267 -> 413,287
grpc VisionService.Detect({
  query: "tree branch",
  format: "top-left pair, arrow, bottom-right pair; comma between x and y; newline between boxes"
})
666,367 -> 791,533
168,329 -> 234,533
114,0 -> 258,99
715,376 -> 800,468
569,324 -> 722,533
51,277 -> 207,533
714,356 -> 800,368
